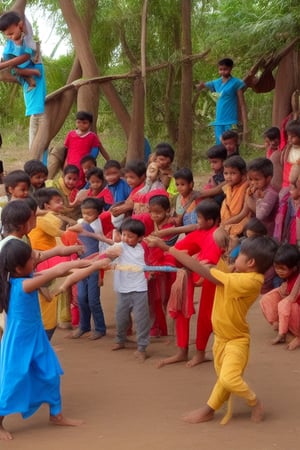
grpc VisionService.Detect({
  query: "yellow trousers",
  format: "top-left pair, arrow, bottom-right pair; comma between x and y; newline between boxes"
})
207,336 -> 257,411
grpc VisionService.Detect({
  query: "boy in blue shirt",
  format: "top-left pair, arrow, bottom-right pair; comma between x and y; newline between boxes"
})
196,58 -> 247,144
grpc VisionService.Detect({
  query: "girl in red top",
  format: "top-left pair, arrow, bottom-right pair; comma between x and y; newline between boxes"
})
86,167 -> 113,211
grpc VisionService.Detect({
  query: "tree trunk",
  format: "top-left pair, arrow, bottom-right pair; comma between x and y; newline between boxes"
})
127,74 -> 145,161
177,0 -> 193,168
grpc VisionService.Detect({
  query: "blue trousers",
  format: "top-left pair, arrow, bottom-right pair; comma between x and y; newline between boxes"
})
77,272 -> 106,334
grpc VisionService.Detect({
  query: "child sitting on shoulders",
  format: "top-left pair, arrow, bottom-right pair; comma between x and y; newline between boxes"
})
260,244 -> 300,350
24,159 -> 48,193
64,110 -> 110,188
112,218 -> 151,361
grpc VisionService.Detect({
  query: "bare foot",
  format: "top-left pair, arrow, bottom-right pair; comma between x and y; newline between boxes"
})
134,350 -> 147,362
112,343 -> 125,351
186,350 -> 211,368
272,321 -> 279,331
271,334 -> 286,345
287,336 -> 300,351
156,348 -> 188,369
251,399 -> 264,423
49,413 -> 83,427
182,405 -> 214,424
0,426 -> 13,440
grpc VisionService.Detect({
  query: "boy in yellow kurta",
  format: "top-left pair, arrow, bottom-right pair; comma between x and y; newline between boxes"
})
166,236 -> 278,424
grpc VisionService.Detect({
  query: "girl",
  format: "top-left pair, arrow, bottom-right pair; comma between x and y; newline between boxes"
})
86,167 -> 114,211
0,239 -> 100,440
174,168 -> 200,226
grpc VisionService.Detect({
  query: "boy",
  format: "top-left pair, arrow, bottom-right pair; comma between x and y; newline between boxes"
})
221,130 -> 240,157
154,142 -> 177,197
164,236 -> 278,424
147,200 -> 223,368
0,10 -> 46,149
104,159 -> 131,203
198,144 -> 227,205
246,158 -> 279,236
220,156 -> 250,237
24,159 -> 48,193
196,58 -> 247,144
112,218 -> 151,361
4,169 -> 30,200
70,198 -> 108,340
64,111 -> 110,188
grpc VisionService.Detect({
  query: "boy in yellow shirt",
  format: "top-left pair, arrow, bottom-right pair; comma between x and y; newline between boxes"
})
158,235 -> 278,424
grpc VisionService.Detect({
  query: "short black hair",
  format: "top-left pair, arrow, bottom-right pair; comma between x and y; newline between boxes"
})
63,164 -> 80,176
223,155 -> 247,174
207,144 -> 227,160
81,197 -> 104,213
76,111 -> 93,123
243,218 -> 267,236
34,188 -> 62,209
174,168 -> 193,183
286,120 -> 300,138
24,195 -> 38,213
104,160 -> 122,171
4,170 -> 30,194
218,58 -> 234,68
240,236 -> 278,274
221,130 -> 239,141
149,195 -> 171,211
86,167 -> 104,181
80,155 -> 97,166
247,157 -> 273,178
263,127 -> 280,141
1,200 -> 32,235
124,161 -> 146,177
0,12 -> 21,31
24,159 -> 48,177
155,143 -> 175,162
274,244 -> 300,269
120,218 -> 145,237
195,199 -> 220,223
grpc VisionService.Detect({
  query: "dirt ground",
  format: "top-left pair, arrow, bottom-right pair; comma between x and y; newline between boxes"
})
2,270 -> 300,450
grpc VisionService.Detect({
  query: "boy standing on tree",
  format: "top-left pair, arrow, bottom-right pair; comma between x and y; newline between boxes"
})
0,5 -> 46,150
196,58 -> 248,145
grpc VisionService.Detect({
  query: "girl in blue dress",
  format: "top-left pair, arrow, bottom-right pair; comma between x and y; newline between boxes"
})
0,239 -> 94,440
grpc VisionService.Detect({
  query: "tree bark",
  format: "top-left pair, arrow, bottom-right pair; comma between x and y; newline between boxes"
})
177,0 -> 193,168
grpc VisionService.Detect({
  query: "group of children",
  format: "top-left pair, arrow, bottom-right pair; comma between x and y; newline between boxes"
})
0,106 -> 300,437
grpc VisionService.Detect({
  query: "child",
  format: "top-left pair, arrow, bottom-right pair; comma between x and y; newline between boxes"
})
69,198 -> 108,340
221,130 -> 240,157
282,167 -> 300,246
64,111 -> 110,188
246,158 -> 279,236
0,238 -> 112,440
86,167 -> 114,211
0,11 -> 40,90
198,144 -> 227,205
260,244 -> 300,350
147,200 -> 223,368
47,165 -> 81,221
81,155 -> 97,188
112,218 -> 151,361
103,159 -> 131,203
0,9 -> 46,149
154,142 -> 177,197
164,236 -> 278,424
220,156 -> 250,237
24,159 -> 48,193
196,58 -> 247,144
29,188 -> 70,339
110,160 -> 146,218
174,168 -> 200,226
263,126 -> 281,158
229,217 -> 268,263
4,169 -> 30,201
